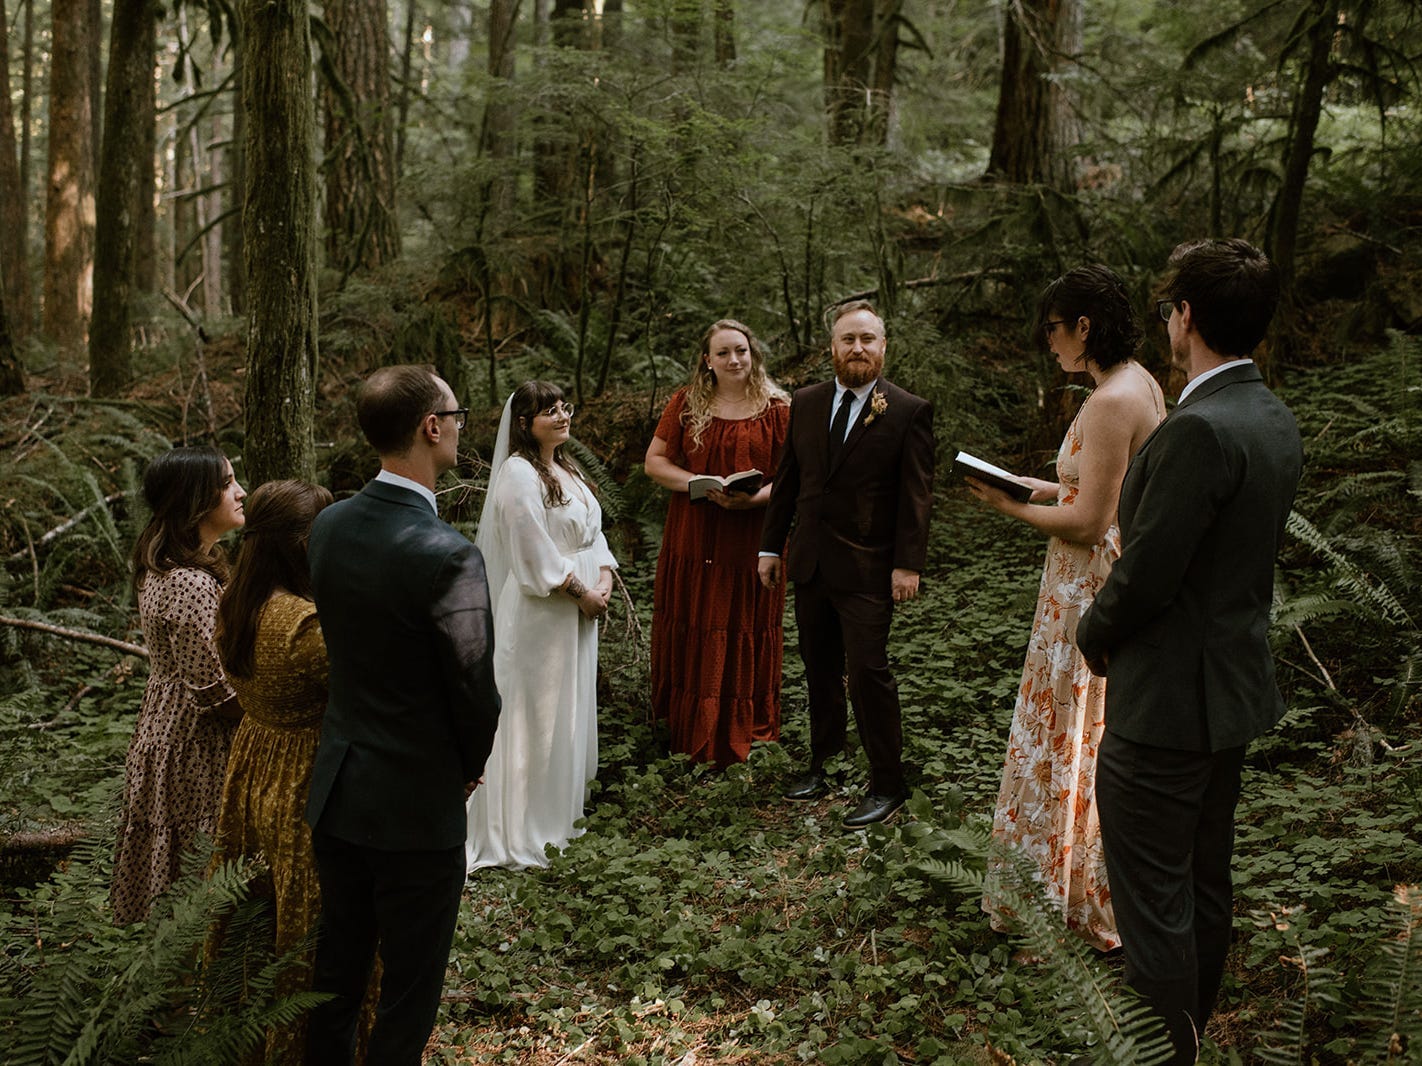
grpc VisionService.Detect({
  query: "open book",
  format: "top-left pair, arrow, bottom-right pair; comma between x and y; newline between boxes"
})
952,450 -> 1033,503
688,469 -> 764,501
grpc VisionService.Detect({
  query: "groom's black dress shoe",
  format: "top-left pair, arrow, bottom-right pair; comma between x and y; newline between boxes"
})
782,771 -> 828,801
842,790 -> 909,828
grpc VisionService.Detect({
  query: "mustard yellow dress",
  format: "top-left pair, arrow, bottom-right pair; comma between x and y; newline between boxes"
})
214,591 -> 329,1063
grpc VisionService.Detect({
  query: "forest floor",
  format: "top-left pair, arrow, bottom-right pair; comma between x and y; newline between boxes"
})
1,331 -> 1419,1064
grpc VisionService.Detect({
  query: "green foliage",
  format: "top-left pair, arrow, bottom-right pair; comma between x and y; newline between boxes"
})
0,835 -> 319,1066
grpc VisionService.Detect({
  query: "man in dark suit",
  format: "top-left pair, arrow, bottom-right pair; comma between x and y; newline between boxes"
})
304,365 -> 501,1065
758,300 -> 935,828
1076,240 -> 1304,1064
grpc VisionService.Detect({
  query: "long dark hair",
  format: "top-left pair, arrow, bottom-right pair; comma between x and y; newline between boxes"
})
130,445 -> 232,594
1036,264 -> 1143,371
507,381 -> 590,508
215,479 -> 333,679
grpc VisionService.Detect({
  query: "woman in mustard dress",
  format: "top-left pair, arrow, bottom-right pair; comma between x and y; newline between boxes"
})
213,479 -> 335,1062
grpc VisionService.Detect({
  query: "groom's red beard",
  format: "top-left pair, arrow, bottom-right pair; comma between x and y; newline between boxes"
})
833,352 -> 883,388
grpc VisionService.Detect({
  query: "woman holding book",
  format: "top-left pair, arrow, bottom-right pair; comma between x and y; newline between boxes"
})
466,381 -> 617,869
644,319 -> 790,767
969,265 -> 1165,953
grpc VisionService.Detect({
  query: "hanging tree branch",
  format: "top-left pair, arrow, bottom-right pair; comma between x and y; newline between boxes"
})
0,615 -> 149,658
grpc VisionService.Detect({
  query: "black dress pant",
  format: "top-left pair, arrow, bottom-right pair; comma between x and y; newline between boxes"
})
793,574 -> 904,795
1095,732 -> 1246,1066
305,832 -> 466,1066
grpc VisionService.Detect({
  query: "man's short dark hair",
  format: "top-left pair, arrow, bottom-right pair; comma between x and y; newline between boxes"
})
1165,239 -> 1279,358
357,365 -> 444,456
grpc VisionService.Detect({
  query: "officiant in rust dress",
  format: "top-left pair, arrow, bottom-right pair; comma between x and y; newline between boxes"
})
645,319 -> 790,768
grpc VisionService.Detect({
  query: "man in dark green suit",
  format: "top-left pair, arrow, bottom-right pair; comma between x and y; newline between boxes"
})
1077,240 -> 1304,1064
305,365 -> 501,1065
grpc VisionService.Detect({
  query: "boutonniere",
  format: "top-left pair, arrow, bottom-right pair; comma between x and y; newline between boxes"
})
864,389 -> 888,426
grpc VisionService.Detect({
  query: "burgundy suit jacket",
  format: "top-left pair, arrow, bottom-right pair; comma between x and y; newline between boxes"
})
760,377 -> 935,593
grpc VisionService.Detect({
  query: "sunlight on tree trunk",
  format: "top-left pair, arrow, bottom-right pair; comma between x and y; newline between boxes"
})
241,0 -> 318,484
43,0 -> 95,354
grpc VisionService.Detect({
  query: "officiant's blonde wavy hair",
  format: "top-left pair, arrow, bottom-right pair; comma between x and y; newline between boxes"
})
682,319 -> 788,451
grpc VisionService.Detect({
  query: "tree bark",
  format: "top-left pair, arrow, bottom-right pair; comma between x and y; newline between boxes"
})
90,0 -> 159,397
133,8 -> 157,294
241,0 -> 318,484
323,0 -> 402,275
985,0 -> 1083,189
395,0 -> 417,176
533,0 -> 586,203
484,0 -> 520,227
821,0 -> 899,148
225,39 -> 247,313
713,0 -> 736,67
1270,0 -> 1339,295
0,262 -> 23,395
42,0 -> 95,350
0,0 -> 32,341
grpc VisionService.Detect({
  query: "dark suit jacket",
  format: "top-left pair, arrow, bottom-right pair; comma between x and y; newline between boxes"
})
760,377 -> 935,592
1076,362 -> 1303,752
305,479 -> 501,851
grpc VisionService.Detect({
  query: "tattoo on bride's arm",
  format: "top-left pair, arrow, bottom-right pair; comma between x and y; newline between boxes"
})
565,577 -> 588,600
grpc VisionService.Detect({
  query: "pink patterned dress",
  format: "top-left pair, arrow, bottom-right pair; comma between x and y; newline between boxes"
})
981,409 -> 1121,952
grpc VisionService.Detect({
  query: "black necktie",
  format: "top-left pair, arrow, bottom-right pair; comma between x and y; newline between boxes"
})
828,389 -> 854,465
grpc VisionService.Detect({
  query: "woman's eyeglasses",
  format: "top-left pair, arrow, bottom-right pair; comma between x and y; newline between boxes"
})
1157,299 -> 1176,322
538,403 -> 575,420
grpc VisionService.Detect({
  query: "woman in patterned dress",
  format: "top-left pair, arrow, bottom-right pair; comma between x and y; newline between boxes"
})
213,479 -> 334,1063
969,266 -> 1166,952
644,320 -> 790,767
111,445 -> 246,925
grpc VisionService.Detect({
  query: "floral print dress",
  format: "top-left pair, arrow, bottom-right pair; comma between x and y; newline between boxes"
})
981,408 -> 1121,952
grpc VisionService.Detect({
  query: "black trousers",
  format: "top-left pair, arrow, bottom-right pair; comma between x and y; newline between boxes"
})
305,832 -> 466,1066
1095,732 -> 1246,1066
793,575 -> 904,795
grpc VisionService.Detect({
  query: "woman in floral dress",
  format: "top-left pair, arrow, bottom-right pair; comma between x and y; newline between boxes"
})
969,266 -> 1166,952
111,445 -> 246,925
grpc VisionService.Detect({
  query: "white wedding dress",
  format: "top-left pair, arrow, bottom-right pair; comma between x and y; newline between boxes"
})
465,418 -> 616,871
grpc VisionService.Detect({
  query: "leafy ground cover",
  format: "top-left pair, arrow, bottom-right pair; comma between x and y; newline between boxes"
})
1,336 -> 1419,1063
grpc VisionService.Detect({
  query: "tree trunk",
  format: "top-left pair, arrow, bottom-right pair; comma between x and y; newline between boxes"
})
985,0 -> 1082,189
88,0 -> 103,165
225,39 -> 247,312
484,0 -> 519,227
323,0 -> 402,275
90,0 -> 159,397
1270,0 -> 1338,295
173,114 -> 203,305
240,0 -> 318,484
0,262 -> 23,395
533,0 -> 586,203
42,0 -> 95,350
821,0 -> 899,148
713,0 -> 736,67
134,8 -> 157,294
395,0 -> 417,177
0,0 -> 32,341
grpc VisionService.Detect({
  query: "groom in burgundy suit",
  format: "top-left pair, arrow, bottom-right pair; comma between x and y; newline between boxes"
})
758,301 -> 935,828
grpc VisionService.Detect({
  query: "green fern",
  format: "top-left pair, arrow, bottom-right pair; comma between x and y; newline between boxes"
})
911,819 -> 1176,1064
566,436 -> 626,522
1286,510 -> 1415,629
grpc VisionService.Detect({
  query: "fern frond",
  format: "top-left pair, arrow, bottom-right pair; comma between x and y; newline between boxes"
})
1286,510 -> 1415,628
1250,906 -> 1343,1065
566,438 -> 626,523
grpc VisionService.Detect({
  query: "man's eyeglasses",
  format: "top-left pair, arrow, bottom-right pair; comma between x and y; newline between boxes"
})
1042,319 -> 1067,338
434,408 -> 468,430
538,403 -> 575,420
1156,299 -> 1176,323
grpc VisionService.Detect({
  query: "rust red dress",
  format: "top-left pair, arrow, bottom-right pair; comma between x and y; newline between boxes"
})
651,389 -> 789,767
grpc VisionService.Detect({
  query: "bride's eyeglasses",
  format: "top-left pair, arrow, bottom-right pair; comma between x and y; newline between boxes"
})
539,403 -> 575,420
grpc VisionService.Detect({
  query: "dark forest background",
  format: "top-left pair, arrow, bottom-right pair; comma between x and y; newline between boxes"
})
2,1 -> 1421,1063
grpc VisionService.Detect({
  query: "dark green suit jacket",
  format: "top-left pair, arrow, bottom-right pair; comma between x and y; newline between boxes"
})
305,479 -> 501,851
1076,362 -> 1303,752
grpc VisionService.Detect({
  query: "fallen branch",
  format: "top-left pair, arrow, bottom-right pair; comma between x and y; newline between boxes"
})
0,615 -> 148,658
6,491 -> 131,564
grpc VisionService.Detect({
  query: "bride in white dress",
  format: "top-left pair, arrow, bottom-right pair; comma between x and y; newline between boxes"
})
466,381 -> 617,870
